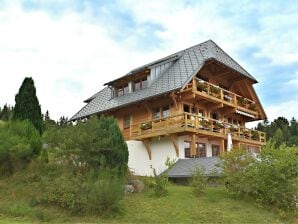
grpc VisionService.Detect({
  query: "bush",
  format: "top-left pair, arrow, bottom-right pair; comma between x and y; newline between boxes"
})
0,120 -> 41,176
248,143 -> 298,212
152,168 -> 168,197
220,144 -> 298,212
219,148 -> 255,196
86,170 -> 124,215
37,165 -> 124,216
190,167 -> 207,196
43,116 -> 129,174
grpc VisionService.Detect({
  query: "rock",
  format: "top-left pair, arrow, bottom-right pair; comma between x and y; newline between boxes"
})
128,179 -> 144,193
124,185 -> 134,193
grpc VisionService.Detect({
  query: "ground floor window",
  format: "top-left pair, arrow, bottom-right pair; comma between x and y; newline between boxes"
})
197,143 -> 206,158
212,144 -> 220,157
184,141 -> 191,158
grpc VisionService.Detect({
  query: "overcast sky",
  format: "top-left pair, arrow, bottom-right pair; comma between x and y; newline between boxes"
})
0,0 -> 297,123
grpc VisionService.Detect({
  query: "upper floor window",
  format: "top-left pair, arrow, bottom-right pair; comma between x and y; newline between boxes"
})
123,115 -> 131,129
134,77 -> 148,91
162,105 -> 170,117
152,107 -> 161,119
116,84 -> 129,97
152,105 -> 170,119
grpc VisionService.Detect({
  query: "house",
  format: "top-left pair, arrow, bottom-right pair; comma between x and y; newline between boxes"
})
70,40 -> 266,176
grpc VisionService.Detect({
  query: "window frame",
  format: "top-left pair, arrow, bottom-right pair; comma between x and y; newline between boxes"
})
123,115 -> 131,129
211,144 -> 220,157
184,141 -> 191,158
197,142 -> 206,158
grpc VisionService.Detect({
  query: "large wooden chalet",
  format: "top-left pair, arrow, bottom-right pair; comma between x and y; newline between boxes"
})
71,40 -> 266,175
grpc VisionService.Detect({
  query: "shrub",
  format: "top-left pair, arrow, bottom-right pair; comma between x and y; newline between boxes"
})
220,144 -> 298,212
152,168 -> 168,197
248,143 -> 298,212
190,166 -> 207,196
37,165 -> 124,216
219,148 -> 255,196
86,169 -> 124,215
0,120 -> 41,176
43,116 -> 129,175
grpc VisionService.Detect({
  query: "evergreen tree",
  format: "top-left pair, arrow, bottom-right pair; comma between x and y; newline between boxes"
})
0,104 -> 14,121
13,77 -> 43,134
44,110 -> 50,121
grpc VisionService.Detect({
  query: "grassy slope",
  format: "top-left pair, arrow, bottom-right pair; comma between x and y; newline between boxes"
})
0,170 -> 294,224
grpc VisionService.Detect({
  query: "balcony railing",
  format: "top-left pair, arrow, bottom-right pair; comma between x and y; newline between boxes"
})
185,78 -> 258,116
127,112 -> 266,145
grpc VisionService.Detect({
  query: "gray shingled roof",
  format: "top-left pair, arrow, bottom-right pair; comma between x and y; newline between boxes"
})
167,157 -> 222,178
71,40 -> 257,121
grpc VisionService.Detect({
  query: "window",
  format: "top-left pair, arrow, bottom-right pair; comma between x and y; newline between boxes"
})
212,144 -> 220,157
134,77 -> 148,91
116,84 -> 129,97
162,105 -> 170,117
123,115 -> 131,129
152,107 -> 161,119
197,143 -> 206,157
152,105 -> 170,119
184,141 -> 191,158
212,112 -> 218,120
183,104 -> 190,113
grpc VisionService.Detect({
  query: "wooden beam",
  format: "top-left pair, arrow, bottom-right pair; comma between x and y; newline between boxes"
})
208,103 -> 224,111
142,139 -> 152,160
169,135 -> 179,157
142,102 -> 151,115
170,93 -> 178,110
220,139 -> 225,155
191,134 -> 196,157
220,107 -> 236,116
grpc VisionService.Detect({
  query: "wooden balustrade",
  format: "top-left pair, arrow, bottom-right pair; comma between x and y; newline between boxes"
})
128,112 -> 266,144
192,78 -> 258,115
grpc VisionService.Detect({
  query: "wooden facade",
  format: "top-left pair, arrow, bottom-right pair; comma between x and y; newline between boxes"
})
105,61 -> 266,159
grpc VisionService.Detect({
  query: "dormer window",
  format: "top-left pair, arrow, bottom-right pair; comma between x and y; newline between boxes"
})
134,77 -> 148,91
116,84 -> 129,97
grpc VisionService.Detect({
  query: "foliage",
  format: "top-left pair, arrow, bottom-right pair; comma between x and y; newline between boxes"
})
257,116 -> 298,147
248,142 -> 298,212
0,182 -> 292,223
13,77 -> 43,134
151,168 -> 168,197
35,165 -> 124,216
43,116 -> 129,174
165,156 -> 177,169
220,144 -> 298,212
190,166 -> 207,196
85,170 -> 124,215
0,120 -> 41,176
219,148 -> 255,196
0,104 -> 14,121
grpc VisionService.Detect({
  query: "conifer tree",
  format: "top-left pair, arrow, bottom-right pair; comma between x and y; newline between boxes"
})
13,77 -> 43,134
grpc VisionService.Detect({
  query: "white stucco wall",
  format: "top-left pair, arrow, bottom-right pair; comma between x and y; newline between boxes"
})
127,135 -> 221,176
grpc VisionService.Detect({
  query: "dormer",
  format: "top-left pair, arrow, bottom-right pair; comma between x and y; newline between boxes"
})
106,54 -> 180,98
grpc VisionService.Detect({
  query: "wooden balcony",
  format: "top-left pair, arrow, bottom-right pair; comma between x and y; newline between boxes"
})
183,78 -> 259,118
126,112 -> 266,146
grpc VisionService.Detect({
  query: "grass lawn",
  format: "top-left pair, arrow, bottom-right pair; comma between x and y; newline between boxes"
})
0,174 -> 295,224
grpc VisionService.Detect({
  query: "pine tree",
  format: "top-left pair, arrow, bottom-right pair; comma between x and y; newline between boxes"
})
44,110 -> 50,121
13,77 -> 43,134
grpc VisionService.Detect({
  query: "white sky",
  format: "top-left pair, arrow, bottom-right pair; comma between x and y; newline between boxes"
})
0,0 -> 297,123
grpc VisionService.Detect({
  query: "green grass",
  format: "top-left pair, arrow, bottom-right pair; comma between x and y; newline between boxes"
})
0,169 -> 296,224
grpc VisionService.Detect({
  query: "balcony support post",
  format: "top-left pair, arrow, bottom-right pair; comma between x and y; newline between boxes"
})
142,139 -> 152,160
170,135 -> 179,157
191,134 -> 196,157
